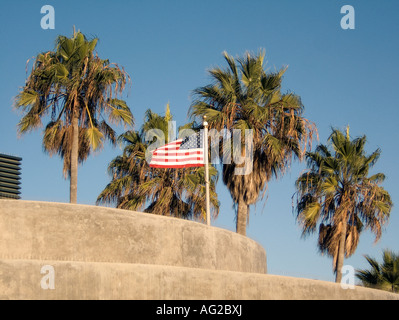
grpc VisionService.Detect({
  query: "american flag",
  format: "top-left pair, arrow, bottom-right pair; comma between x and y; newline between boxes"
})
149,132 -> 204,168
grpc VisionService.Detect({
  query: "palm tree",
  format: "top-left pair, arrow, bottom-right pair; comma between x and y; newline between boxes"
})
97,106 -> 220,221
294,127 -> 393,283
356,250 -> 399,293
189,50 -> 316,235
14,28 -> 133,203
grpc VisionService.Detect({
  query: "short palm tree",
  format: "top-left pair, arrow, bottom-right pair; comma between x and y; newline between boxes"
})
14,29 -> 133,203
294,127 -> 393,283
97,107 -> 219,221
356,250 -> 399,293
190,50 -> 316,235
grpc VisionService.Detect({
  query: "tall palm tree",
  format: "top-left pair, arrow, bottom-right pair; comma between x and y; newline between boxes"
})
97,107 -> 219,221
294,127 -> 393,283
14,29 -> 133,203
189,50 -> 316,235
356,250 -> 399,293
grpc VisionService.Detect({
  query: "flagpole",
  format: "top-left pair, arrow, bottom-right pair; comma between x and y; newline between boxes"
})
203,116 -> 211,226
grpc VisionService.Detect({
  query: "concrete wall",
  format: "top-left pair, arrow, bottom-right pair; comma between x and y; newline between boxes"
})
1,200 -> 398,300
0,200 -> 266,273
1,259 -> 398,300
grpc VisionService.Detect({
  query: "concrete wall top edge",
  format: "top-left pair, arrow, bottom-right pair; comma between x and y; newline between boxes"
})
4,199 -> 252,239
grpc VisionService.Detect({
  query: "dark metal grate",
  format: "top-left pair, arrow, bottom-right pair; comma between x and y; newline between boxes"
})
0,153 -> 22,200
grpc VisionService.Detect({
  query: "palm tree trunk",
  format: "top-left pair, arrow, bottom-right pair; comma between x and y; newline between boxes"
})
236,197 -> 248,236
335,218 -> 348,283
70,114 -> 79,204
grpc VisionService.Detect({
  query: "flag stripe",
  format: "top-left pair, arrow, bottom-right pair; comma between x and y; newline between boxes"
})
151,157 -> 204,162
150,163 -> 204,168
153,150 -> 202,156
154,140 -> 182,151
150,157 -> 204,163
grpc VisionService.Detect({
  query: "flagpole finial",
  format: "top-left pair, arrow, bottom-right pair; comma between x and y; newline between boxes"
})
203,115 -> 208,127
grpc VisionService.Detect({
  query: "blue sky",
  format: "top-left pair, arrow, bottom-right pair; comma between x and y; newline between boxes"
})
1,0 -> 398,282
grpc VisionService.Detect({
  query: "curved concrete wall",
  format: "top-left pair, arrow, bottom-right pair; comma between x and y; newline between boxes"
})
1,200 -> 398,300
1,259 -> 398,300
0,200 -> 266,273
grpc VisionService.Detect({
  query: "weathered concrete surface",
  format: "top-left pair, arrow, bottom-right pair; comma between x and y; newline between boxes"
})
0,200 -> 266,273
1,200 -> 398,300
1,259 -> 398,300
